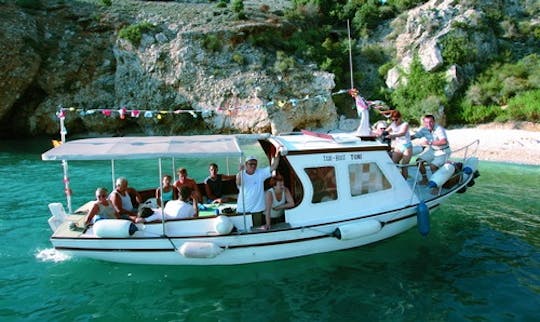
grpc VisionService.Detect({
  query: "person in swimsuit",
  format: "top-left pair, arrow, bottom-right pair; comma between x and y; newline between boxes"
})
155,175 -> 176,207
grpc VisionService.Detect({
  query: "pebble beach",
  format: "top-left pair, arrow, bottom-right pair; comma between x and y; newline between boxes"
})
446,123 -> 540,166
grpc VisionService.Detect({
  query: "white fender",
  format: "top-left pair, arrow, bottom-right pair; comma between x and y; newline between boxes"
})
214,215 -> 234,235
428,162 -> 456,188
463,157 -> 479,175
334,220 -> 382,240
179,242 -> 223,258
93,219 -> 137,238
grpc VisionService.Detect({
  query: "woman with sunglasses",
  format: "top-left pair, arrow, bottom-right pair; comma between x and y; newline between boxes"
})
84,187 -> 117,226
386,110 -> 413,178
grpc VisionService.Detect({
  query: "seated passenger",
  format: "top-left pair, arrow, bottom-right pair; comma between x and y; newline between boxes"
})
263,174 -> 294,230
372,120 -> 388,137
155,174 -> 177,207
136,186 -> 198,223
174,167 -> 202,203
204,163 -> 236,204
85,187 -> 117,226
109,177 -> 141,221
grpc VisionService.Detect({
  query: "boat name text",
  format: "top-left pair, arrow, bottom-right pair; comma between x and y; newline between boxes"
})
323,153 -> 362,162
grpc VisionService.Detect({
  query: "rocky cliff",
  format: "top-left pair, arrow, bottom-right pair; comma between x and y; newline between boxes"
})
0,0 -> 337,137
0,0 -> 537,138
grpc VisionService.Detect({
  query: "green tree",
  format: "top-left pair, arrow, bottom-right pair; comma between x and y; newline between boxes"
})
390,57 -> 446,123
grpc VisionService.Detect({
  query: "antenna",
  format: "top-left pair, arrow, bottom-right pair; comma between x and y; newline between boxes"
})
347,19 -> 354,90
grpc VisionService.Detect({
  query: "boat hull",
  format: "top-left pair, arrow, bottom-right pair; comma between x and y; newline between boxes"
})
51,207 -> 424,265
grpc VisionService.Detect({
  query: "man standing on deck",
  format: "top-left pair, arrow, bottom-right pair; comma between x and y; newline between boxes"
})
236,149 -> 280,228
411,114 -> 451,184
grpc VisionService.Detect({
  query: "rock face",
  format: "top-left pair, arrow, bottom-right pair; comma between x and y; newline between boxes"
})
0,0 -> 535,137
0,1 -> 337,137
386,0 -> 526,92
0,6 -> 41,122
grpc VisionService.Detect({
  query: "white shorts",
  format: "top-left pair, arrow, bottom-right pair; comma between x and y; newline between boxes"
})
417,147 -> 451,167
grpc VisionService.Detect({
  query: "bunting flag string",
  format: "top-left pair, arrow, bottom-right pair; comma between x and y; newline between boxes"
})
54,88 -> 388,120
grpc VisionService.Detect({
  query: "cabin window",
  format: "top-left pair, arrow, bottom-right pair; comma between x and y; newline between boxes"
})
348,163 -> 391,196
305,166 -> 337,203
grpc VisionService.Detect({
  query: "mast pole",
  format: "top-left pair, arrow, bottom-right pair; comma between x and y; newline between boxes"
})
347,19 -> 354,90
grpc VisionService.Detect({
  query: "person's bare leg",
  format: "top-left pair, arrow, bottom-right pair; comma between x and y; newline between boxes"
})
401,148 -> 412,179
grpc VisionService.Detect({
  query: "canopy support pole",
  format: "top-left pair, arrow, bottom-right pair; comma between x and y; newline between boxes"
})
159,158 -> 166,236
58,111 -> 72,213
110,160 -> 116,190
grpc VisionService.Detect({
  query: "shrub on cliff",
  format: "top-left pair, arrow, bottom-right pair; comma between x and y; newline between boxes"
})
506,89 -> 540,122
118,22 -> 156,46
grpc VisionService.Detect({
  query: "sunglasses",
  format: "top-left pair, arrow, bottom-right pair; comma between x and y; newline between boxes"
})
97,195 -> 107,198
247,162 -> 257,166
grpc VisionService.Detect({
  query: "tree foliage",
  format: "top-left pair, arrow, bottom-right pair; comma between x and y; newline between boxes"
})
390,57 -> 447,124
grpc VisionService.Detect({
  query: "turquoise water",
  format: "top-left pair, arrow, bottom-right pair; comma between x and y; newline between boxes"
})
1,138 -> 539,321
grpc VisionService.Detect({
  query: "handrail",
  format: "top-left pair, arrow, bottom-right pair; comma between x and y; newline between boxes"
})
450,139 -> 480,162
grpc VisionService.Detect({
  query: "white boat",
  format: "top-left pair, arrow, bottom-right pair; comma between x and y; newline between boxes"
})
42,132 -> 480,265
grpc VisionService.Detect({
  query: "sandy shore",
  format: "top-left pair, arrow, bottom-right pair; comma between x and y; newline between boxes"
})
446,123 -> 540,166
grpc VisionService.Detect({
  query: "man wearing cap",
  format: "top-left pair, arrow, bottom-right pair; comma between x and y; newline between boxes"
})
236,149 -> 280,228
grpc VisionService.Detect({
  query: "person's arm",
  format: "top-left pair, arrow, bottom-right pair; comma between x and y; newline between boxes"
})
192,196 -> 199,218
278,188 -> 295,210
128,187 -> 142,205
429,137 -> 448,147
204,182 -> 218,201
430,127 -> 448,147
222,174 -> 236,181
155,187 -> 162,207
388,123 -> 409,139
85,202 -> 100,226
410,128 -> 422,140
109,191 -> 123,217
264,190 -> 272,230
270,149 -> 280,172
191,180 -> 203,203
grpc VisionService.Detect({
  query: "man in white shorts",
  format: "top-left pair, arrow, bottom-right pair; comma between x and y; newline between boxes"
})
412,114 -> 451,184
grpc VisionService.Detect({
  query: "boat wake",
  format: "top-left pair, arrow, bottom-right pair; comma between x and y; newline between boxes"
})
35,248 -> 71,263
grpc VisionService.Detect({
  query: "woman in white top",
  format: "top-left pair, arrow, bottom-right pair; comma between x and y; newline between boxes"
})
386,110 -> 412,178
263,174 -> 294,230
85,187 -> 117,226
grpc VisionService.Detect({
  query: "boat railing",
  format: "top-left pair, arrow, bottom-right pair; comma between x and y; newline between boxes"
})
401,140 -> 480,201
449,139 -> 480,163
394,161 -> 426,204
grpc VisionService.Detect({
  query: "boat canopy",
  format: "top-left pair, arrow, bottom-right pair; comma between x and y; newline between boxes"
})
41,135 -> 243,161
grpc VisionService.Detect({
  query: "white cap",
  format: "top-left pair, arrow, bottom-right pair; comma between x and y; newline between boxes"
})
245,155 -> 257,162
